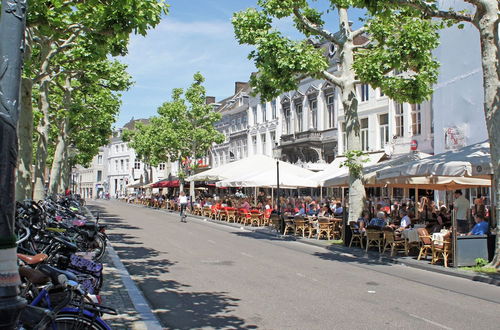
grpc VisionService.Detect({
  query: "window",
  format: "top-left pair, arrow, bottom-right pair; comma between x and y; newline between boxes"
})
134,159 -> 141,170
252,106 -> 258,125
271,100 -> 277,119
159,163 -> 166,171
120,159 -> 124,171
361,118 -> 369,151
379,114 -> 389,148
261,134 -> 266,154
115,160 -> 118,170
395,103 -> 404,137
242,140 -> 248,157
284,104 -> 291,134
342,122 -> 347,148
97,155 -> 103,165
326,94 -> 335,128
270,131 -> 276,146
379,88 -> 385,97
309,98 -> 318,129
412,104 -> 422,135
126,159 -> 129,170
115,145 -> 119,152
361,84 -> 369,102
261,104 -> 267,122
121,144 -> 125,152
295,103 -> 303,131
252,135 -> 257,152
96,170 -> 102,182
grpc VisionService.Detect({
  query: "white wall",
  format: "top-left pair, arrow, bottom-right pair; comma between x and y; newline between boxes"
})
432,0 -> 487,154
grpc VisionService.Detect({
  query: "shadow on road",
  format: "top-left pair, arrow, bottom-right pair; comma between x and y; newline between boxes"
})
87,202 -> 259,330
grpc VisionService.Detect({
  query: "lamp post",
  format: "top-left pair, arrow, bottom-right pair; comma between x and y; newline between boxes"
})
0,0 -> 28,327
273,143 -> 284,234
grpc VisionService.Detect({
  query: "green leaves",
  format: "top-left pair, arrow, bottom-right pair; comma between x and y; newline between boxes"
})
125,73 -> 224,173
353,9 -> 441,103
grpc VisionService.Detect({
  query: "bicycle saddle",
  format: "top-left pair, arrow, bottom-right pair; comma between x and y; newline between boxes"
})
19,266 -> 50,285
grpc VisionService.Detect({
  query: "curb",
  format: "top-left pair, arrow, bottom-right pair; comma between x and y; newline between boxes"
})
127,203 -> 500,287
84,206 -> 163,329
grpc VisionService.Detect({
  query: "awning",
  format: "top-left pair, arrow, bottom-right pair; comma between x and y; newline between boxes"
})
376,140 -> 492,188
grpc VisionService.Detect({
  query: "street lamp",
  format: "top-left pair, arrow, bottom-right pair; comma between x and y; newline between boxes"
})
273,143 -> 284,234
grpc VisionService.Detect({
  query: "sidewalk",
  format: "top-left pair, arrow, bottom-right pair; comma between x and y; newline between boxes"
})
84,205 -> 163,330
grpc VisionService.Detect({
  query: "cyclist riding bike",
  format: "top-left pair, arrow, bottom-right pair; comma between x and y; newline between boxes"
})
179,191 -> 188,222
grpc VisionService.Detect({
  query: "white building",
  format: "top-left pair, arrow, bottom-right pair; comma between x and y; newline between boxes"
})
212,83 -> 251,167
75,147 -> 108,199
432,0 -> 487,154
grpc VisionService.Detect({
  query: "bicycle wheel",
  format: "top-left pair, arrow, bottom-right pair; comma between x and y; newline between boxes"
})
53,313 -> 109,330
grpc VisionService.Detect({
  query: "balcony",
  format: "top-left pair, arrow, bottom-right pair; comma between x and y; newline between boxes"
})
280,130 -> 323,146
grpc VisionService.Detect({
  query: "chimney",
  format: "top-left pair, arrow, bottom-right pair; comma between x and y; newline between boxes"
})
205,96 -> 216,105
235,81 -> 248,94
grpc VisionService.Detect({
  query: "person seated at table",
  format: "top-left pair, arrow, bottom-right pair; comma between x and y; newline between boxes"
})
295,205 -> 307,216
369,211 -> 386,229
354,210 -> 369,232
333,202 -> 343,216
240,199 -> 250,211
468,214 -> 489,236
399,210 -> 412,230
318,204 -> 332,217
308,203 -> 319,216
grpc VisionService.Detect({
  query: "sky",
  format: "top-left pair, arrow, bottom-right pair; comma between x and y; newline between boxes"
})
116,1 -> 366,127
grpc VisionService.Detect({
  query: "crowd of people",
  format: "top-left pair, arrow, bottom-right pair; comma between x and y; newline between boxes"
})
128,188 -> 490,237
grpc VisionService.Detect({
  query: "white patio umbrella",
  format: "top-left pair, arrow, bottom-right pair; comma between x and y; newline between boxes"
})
376,140 -> 492,188
187,155 -> 277,182
216,165 -> 317,188
310,151 -> 386,187
324,152 -> 431,187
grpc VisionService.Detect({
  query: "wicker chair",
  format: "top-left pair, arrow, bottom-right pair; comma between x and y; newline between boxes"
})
294,217 -> 309,237
283,218 -> 295,235
382,228 -> 407,256
202,206 -> 212,218
250,212 -> 262,226
431,232 -> 453,267
417,227 -> 433,260
316,220 -> 333,240
226,208 -> 237,222
349,222 -> 364,248
269,214 -> 282,233
365,227 -> 383,252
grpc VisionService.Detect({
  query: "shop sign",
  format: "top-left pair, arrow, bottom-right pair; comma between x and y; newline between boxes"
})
444,126 -> 466,150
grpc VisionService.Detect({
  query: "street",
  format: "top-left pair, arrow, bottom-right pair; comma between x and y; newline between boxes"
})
89,200 -> 500,330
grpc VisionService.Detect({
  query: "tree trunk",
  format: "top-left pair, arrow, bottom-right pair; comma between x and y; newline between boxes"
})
33,79 -> 51,201
16,77 -> 33,201
48,118 -> 68,195
59,149 -> 70,193
33,41 -> 52,201
338,8 -> 365,225
476,1 -> 500,268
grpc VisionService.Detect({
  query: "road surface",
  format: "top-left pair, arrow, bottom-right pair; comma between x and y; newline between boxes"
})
89,200 -> 500,330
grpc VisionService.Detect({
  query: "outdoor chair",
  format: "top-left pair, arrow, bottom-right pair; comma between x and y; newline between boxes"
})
316,220 -> 334,240
382,228 -> 407,256
294,217 -> 309,237
349,222 -> 363,248
283,219 -> 295,235
431,232 -> 452,267
219,208 -> 228,221
262,209 -> 272,226
269,215 -> 282,233
417,227 -> 433,260
365,227 -> 383,253
238,209 -> 251,225
250,212 -> 262,226
332,218 -> 342,240
202,206 -> 211,218
226,208 -> 237,222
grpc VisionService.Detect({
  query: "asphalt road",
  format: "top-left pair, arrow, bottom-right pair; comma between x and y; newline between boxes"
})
88,200 -> 500,330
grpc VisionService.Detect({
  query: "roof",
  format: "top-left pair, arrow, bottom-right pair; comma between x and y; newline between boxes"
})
123,118 -> 150,130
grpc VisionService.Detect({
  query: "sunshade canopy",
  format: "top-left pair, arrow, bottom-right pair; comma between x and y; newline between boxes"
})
188,154 -> 315,186
216,163 -> 317,188
324,152 -> 431,187
376,140 -> 492,188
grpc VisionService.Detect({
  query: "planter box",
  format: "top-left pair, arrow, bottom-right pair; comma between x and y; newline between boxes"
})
456,235 -> 489,267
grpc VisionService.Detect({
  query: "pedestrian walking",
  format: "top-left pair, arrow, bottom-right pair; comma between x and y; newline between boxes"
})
179,191 -> 188,222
